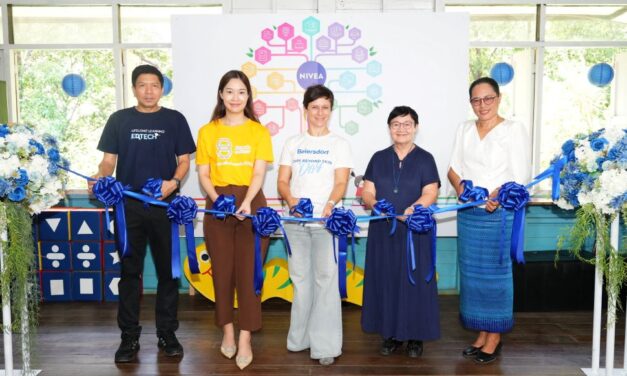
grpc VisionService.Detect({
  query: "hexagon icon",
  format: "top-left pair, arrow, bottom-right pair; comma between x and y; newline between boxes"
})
267,72 -> 284,90
277,23 -> 295,41
344,121 -> 359,136
366,84 -> 382,100
251,86 -> 258,99
339,71 -> 357,90
366,60 -> 382,77
241,62 -> 257,78
291,36 -> 307,52
285,98 -> 300,112
302,16 -> 320,36
253,99 -> 267,117
328,22 -> 344,40
348,27 -> 361,41
266,121 -> 280,136
352,46 -> 368,63
255,46 -> 272,65
357,99 -> 373,116
316,36 -> 331,52
261,28 -> 274,42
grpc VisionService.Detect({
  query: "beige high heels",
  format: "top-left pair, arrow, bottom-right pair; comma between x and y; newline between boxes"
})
220,345 -> 237,359
235,354 -> 253,370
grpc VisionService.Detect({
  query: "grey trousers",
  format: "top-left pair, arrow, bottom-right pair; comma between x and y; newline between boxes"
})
285,223 -> 343,359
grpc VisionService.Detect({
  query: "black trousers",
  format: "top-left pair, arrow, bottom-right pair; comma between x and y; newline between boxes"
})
117,198 -> 179,336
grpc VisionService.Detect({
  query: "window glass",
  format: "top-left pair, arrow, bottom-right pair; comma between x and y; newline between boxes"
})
540,48 -> 627,175
12,6 -> 113,44
546,5 -> 627,41
15,49 -> 116,189
120,6 -> 221,43
445,5 -> 536,41
123,49 -> 173,109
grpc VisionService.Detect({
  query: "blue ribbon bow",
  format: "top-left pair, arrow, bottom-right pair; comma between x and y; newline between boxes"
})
211,194 -> 236,219
372,199 -> 397,235
405,205 -> 437,284
166,196 -> 199,279
252,207 -> 292,296
141,178 -> 163,199
93,177 -> 129,258
325,207 -> 359,299
459,180 -> 489,202
497,182 -> 530,264
290,198 -> 314,218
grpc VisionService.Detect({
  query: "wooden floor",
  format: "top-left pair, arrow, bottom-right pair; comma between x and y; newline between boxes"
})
4,294 -> 622,375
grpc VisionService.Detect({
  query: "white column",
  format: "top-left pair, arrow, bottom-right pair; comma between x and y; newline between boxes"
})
0,211 -> 13,375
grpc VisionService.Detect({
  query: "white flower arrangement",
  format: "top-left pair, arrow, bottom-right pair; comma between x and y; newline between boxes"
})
0,123 -> 68,214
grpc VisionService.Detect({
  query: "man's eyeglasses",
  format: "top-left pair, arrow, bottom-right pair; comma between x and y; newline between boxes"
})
390,122 -> 415,130
470,95 -> 497,107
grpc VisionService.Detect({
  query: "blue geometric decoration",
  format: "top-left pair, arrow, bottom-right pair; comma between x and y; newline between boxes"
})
103,242 -> 121,271
163,75 -> 173,96
41,271 -> 72,301
104,272 -> 120,302
70,211 -> 101,241
490,62 -> 515,86
72,272 -> 102,301
588,63 -> 614,87
37,212 -> 70,240
40,241 -> 71,271
61,73 -> 86,97
71,242 -> 101,271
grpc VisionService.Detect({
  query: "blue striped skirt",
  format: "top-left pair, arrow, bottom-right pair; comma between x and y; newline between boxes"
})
458,207 -> 514,333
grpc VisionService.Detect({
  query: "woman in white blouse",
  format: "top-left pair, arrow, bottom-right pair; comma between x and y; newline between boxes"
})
447,77 -> 530,365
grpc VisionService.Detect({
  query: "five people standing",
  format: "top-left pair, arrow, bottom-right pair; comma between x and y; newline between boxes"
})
94,65 -> 529,368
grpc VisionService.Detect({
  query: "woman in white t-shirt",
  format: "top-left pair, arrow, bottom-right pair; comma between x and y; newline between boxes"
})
277,85 -> 353,366
447,77 -> 530,365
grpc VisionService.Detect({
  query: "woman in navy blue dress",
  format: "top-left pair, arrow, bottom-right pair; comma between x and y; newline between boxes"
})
361,106 -> 440,357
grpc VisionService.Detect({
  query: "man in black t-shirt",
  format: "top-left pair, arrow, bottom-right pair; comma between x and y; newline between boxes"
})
89,65 -> 196,363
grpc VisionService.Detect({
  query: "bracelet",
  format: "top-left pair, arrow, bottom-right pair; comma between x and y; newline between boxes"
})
172,178 -> 181,188
326,200 -> 336,207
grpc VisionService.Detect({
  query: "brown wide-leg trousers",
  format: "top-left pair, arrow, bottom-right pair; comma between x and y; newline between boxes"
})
203,185 -> 269,331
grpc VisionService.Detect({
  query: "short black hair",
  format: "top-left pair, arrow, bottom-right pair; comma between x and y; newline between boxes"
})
469,77 -> 500,98
303,84 -> 334,109
387,106 -> 419,125
132,65 -> 164,87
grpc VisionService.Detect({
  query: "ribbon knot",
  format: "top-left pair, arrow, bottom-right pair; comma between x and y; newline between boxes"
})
497,182 -> 530,264
290,198 -> 314,218
373,199 -> 397,235
459,180 -> 489,202
93,177 -> 129,258
325,207 -> 359,299
212,194 -> 236,219
405,205 -> 437,284
251,207 -> 291,295
166,196 -> 199,279
141,178 -> 163,199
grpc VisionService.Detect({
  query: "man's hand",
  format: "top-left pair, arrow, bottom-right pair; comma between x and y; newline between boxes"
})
160,179 -> 178,200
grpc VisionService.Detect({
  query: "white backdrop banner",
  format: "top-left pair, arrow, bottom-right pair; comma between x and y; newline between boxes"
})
172,13 -> 469,235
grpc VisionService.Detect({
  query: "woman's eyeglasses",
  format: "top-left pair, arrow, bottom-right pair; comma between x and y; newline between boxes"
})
470,95 -> 497,107
390,122 -> 415,130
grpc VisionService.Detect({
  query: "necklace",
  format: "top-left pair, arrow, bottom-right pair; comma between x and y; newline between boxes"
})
391,144 -> 414,194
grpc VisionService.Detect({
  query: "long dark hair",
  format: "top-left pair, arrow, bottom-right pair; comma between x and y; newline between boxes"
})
210,70 -> 259,123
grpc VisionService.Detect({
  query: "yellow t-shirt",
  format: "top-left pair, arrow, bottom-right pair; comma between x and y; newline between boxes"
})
196,119 -> 274,187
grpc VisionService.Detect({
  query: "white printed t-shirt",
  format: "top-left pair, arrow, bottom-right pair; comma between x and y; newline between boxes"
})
279,131 -> 354,218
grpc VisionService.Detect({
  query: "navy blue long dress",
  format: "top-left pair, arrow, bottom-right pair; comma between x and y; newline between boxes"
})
361,145 -> 441,341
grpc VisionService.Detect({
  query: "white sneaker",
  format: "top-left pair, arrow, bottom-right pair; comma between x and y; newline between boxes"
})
319,357 -> 334,366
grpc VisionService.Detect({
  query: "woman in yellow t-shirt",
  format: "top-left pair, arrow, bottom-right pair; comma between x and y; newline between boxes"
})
196,70 -> 274,370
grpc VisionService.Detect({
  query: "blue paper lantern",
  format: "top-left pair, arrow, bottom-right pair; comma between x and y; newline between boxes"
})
588,63 -> 614,87
61,74 -> 86,97
163,75 -> 173,96
490,62 -> 514,86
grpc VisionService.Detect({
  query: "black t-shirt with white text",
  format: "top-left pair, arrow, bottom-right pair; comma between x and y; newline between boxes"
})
97,107 -> 196,191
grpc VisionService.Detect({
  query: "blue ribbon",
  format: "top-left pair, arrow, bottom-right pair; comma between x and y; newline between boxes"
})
211,194 -> 236,219
325,207 -> 359,299
459,180 -> 489,202
93,177 -> 129,258
372,199 -> 397,235
497,182 -> 530,264
141,178 -> 163,199
405,205 -> 437,284
166,196 -> 199,279
252,207 -> 292,295
290,198 -> 314,218
525,155 -> 567,201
